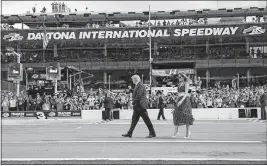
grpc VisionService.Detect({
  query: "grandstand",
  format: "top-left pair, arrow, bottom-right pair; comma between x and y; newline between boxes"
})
1,4 -> 267,165
1,7 -> 267,92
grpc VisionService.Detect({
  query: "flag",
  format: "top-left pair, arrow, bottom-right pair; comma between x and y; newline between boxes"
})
42,21 -> 49,49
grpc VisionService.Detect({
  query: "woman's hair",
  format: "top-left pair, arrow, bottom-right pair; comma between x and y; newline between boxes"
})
177,72 -> 189,82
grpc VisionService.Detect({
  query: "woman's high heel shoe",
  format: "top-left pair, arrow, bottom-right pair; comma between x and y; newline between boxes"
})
184,132 -> 192,139
172,133 -> 179,138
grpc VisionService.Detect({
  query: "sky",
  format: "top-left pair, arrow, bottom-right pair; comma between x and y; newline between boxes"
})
2,1 -> 267,15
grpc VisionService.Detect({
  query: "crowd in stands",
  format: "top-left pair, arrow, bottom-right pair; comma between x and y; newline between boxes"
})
3,45 -> 266,63
1,89 -> 133,112
2,15 -> 266,31
2,84 -> 266,112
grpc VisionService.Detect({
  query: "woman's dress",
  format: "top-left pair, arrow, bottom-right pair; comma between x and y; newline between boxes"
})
173,83 -> 195,126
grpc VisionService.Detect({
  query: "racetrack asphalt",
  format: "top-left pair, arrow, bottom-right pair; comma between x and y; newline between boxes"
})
1,118 -> 266,165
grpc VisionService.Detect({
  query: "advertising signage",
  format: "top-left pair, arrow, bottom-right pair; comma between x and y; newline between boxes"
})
2,111 -> 82,118
152,69 -> 195,76
2,23 -> 266,42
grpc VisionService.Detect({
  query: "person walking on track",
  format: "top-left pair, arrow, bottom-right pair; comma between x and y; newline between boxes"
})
172,73 -> 195,139
122,75 -> 156,138
157,92 -> 166,120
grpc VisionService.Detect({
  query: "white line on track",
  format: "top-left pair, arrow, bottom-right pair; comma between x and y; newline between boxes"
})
2,140 -> 263,144
68,122 -> 263,125
2,158 -> 266,161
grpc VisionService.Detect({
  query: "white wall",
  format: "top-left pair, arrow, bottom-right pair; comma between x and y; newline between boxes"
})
82,108 -> 262,120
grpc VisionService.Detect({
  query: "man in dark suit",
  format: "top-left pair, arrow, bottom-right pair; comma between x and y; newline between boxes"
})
157,92 -> 166,120
122,75 -> 156,138
104,92 -> 114,121
260,89 -> 267,120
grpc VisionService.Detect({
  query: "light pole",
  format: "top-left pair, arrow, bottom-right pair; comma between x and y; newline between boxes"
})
108,75 -> 111,91
149,5 -> 152,94
237,73 -> 240,90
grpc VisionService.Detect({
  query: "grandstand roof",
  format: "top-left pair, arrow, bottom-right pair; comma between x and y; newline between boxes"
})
1,7 -> 266,27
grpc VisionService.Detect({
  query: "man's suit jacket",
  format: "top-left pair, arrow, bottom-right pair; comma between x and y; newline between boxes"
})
104,97 -> 114,109
260,93 -> 267,106
133,82 -> 148,110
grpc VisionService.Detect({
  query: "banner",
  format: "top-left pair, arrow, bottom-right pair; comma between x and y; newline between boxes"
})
151,87 -> 178,95
152,68 -> 195,76
2,23 -> 266,42
1,111 -> 82,118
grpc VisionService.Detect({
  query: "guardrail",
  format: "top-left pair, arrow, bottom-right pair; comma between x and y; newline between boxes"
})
1,108 -> 261,120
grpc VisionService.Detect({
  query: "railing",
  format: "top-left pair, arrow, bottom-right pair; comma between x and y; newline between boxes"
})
1,58 -> 267,72
1,21 -> 267,31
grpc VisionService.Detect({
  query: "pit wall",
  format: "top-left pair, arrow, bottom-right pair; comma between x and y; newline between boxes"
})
82,108 -> 262,120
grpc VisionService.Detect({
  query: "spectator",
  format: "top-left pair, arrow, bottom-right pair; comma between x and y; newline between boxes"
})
163,20 -> 167,26
176,20 -> 179,26
56,93 -> 64,111
2,96 -> 9,112
206,95 -> 213,108
88,95 -> 95,110
9,95 -> 17,111
50,95 -> 57,111
17,96 -> 25,111
32,7 -> 36,14
190,93 -> 198,108
42,97 -> 51,112
157,92 -> 166,120
104,92 -> 114,121
64,97 -> 72,110
257,48 -> 261,58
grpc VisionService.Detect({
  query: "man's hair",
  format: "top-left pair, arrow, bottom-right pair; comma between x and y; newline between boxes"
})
131,74 -> 141,81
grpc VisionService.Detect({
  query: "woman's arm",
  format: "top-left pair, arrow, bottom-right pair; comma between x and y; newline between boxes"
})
177,82 -> 189,106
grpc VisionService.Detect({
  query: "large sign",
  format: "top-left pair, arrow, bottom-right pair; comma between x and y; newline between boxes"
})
2,23 -> 266,42
151,87 -> 178,95
152,68 -> 195,76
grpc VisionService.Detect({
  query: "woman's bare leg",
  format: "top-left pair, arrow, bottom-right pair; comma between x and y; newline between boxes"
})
172,125 -> 179,136
185,124 -> 190,138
